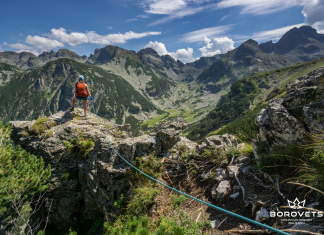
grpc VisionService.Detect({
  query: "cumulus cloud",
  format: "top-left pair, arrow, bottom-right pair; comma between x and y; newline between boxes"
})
199,36 -> 235,57
25,35 -> 64,51
299,0 -> 324,32
144,40 -> 194,61
49,28 -> 88,46
19,28 -> 161,55
2,42 -> 40,55
5,43 -> 34,50
144,41 -> 168,55
169,47 -> 194,61
48,28 -> 161,46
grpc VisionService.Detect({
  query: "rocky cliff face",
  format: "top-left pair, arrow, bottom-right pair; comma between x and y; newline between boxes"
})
255,67 -> 324,148
9,110 -> 237,229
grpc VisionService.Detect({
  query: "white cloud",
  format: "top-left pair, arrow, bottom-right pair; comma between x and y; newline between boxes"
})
251,23 -> 305,42
169,47 -> 194,61
2,42 -> 39,55
220,14 -> 231,21
180,25 -> 234,42
217,0 -> 289,15
144,0 -> 188,15
216,0 -> 324,32
25,35 -> 64,51
144,40 -> 194,61
125,18 -> 138,22
199,36 -> 235,57
5,43 -> 34,50
24,28 -> 161,50
144,41 -> 168,55
16,49 -> 40,56
140,0 -> 217,26
137,14 -> 150,18
231,23 -> 305,43
299,0 -> 324,32
49,28 -> 88,46
86,31 -> 161,45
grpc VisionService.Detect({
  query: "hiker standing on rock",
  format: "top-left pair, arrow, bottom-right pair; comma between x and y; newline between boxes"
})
69,75 -> 92,116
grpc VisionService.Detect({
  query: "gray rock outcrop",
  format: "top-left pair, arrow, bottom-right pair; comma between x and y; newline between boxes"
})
9,110 -> 237,229
255,67 -> 324,148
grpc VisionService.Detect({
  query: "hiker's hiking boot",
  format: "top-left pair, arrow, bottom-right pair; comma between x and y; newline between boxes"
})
84,112 -> 87,117
69,107 -> 74,112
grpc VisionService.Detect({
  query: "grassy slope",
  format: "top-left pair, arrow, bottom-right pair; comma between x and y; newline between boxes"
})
0,63 -> 24,85
184,57 -> 324,141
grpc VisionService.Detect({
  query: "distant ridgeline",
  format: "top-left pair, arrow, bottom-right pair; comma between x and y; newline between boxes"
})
0,25 -> 324,133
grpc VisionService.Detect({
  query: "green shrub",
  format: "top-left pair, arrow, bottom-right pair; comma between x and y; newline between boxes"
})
170,195 -> 187,210
62,131 -> 94,158
0,119 -> 51,232
114,193 -> 125,209
29,117 -> 57,135
296,150 -> 324,193
126,185 -> 160,216
103,210 -> 211,235
21,130 -> 30,137
201,147 -> 228,165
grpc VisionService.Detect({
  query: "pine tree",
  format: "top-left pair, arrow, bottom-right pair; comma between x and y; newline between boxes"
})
0,120 -> 51,234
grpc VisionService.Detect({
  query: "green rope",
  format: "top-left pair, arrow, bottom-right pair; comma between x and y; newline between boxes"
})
90,99 -> 289,235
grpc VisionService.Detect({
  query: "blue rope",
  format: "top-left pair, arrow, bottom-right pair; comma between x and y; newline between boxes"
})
90,99 -> 289,235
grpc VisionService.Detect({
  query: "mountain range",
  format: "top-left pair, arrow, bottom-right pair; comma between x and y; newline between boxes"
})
0,25 -> 324,136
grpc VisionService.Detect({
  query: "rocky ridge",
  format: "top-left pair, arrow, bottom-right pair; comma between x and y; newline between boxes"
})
10,110 -> 239,228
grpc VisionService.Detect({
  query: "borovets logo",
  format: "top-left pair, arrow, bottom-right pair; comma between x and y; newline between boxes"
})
288,198 -> 306,209
270,198 -> 323,218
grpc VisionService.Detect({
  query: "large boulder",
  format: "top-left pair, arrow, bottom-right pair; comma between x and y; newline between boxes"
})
255,98 -> 307,147
156,117 -> 188,150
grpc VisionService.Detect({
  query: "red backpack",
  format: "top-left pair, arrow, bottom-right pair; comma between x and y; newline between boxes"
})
76,81 -> 88,98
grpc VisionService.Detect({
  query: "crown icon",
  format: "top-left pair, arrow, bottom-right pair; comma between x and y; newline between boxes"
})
287,198 -> 306,209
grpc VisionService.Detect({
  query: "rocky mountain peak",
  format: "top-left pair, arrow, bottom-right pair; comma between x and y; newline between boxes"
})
275,27 -> 311,54
89,45 -> 131,64
299,25 -> 324,42
233,39 -> 260,61
137,48 -> 160,57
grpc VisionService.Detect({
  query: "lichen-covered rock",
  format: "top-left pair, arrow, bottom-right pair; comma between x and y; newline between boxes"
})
256,98 -> 307,147
255,67 -> 324,149
215,180 -> 231,201
199,134 -> 238,152
303,106 -> 324,132
156,118 -> 188,149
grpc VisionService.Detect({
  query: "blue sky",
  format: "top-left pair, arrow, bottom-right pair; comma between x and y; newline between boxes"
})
1,0 -> 323,62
